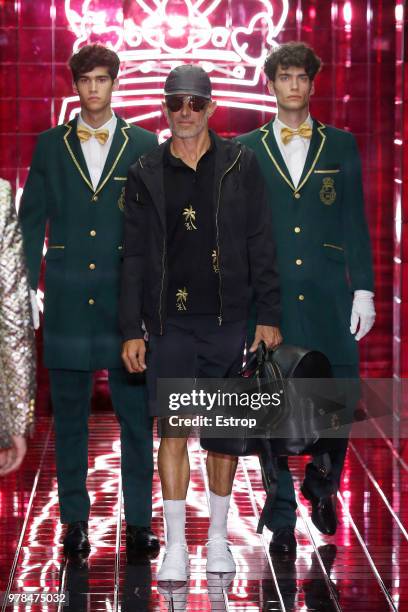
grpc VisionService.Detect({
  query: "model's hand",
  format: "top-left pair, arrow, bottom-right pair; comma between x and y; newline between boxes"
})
249,325 -> 283,352
122,339 -> 147,373
0,435 -> 27,476
30,289 -> 40,330
350,290 -> 376,341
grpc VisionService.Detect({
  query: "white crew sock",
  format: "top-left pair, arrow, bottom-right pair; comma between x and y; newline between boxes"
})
208,491 -> 231,540
163,499 -> 187,547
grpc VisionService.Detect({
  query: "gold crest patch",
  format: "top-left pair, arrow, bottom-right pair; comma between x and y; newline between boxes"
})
118,186 -> 125,211
319,177 -> 336,205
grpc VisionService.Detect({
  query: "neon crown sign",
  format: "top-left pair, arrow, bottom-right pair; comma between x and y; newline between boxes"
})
60,0 -> 289,125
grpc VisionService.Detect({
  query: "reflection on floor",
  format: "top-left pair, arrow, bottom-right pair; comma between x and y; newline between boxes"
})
1,409 -> 407,611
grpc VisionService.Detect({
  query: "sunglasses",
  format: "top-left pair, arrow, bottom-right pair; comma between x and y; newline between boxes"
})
165,95 -> 209,112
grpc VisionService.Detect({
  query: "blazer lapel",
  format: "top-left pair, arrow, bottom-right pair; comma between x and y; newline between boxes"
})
95,115 -> 130,195
63,116 -> 94,192
296,119 -> 326,192
260,120 -> 296,192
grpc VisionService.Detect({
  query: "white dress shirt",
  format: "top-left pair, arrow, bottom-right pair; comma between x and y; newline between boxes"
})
78,113 -> 117,190
273,114 -> 313,188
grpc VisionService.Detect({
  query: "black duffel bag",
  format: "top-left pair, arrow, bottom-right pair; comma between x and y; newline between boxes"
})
201,342 -> 344,456
200,342 -> 347,532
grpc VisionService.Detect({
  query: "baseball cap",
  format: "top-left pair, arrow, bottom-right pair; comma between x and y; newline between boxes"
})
164,64 -> 212,99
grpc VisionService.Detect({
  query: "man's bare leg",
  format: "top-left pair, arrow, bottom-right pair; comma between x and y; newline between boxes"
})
206,452 -> 238,571
157,436 -> 190,580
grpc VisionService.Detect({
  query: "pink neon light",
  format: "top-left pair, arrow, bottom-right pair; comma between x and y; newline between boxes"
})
395,3 -> 404,23
343,2 -> 352,24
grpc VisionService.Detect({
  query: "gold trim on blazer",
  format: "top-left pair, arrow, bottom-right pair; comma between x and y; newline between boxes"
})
114,176 -> 127,181
260,120 -> 327,194
47,245 -> 65,249
64,123 -> 94,192
260,123 -> 296,191
63,119 -> 130,195
314,169 -> 340,174
96,123 -> 130,194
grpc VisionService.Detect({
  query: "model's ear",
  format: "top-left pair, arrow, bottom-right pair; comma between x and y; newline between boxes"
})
206,100 -> 217,118
310,81 -> 315,96
72,81 -> 78,94
112,78 -> 119,92
267,80 -> 275,96
161,100 -> 169,122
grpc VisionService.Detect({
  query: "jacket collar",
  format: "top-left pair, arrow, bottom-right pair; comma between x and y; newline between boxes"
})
63,114 -> 131,194
260,118 -> 326,193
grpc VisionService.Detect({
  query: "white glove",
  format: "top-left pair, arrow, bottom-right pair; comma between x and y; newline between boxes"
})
30,289 -> 40,330
350,290 -> 375,341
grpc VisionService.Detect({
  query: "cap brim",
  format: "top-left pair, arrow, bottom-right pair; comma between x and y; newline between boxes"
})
164,89 -> 211,99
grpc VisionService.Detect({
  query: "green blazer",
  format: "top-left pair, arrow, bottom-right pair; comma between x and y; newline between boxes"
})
20,115 -> 157,371
238,119 -> 374,366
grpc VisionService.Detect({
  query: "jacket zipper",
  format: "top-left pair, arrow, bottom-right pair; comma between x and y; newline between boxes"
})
215,149 -> 242,326
159,237 -> 166,334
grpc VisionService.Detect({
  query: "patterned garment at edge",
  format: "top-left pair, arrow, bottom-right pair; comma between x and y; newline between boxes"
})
0,178 -> 36,449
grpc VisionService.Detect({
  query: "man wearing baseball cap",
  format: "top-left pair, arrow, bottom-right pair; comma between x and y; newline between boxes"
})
120,64 -> 281,580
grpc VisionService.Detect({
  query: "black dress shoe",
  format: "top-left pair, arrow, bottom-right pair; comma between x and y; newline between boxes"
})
126,526 -> 160,563
269,527 -> 297,555
63,521 -> 91,560
301,482 -> 338,535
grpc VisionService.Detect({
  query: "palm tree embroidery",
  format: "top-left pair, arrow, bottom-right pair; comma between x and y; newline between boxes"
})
183,204 -> 197,230
212,249 -> 219,273
176,287 -> 188,311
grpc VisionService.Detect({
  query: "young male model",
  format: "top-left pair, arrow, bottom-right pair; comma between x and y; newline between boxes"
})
20,44 -> 159,563
238,42 -> 375,554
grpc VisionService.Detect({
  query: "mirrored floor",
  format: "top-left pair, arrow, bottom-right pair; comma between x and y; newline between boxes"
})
0,408 -> 406,611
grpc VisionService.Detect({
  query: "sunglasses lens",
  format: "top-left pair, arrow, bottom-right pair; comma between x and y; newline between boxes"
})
166,96 -> 184,112
190,96 -> 208,111
166,95 -> 209,112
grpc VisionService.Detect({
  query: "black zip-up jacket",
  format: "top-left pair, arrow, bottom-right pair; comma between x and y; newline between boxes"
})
119,131 -> 280,340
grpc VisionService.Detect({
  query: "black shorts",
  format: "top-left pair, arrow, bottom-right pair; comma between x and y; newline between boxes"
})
146,316 -> 247,417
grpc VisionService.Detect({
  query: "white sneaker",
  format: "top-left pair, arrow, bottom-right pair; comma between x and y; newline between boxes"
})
206,537 -> 236,572
157,543 -> 190,581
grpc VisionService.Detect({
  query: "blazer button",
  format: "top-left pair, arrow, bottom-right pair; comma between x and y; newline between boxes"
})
89,263 -> 96,270
88,298 -> 95,305
92,195 -> 98,202
294,193 -> 301,199
294,226 -> 301,233
90,230 -> 96,237
298,294 -> 305,301
296,259 -> 303,266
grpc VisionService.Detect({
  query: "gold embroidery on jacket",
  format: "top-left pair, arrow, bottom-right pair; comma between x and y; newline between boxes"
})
118,186 -> 125,211
212,249 -> 219,273
183,205 -> 197,230
176,287 -> 188,311
320,177 -> 336,205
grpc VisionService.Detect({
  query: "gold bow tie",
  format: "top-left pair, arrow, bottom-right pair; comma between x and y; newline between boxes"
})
281,123 -> 313,145
77,126 -> 109,145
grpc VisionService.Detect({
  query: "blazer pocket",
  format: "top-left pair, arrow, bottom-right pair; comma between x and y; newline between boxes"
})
314,168 -> 341,174
114,176 -> 127,181
323,243 -> 345,262
45,246 -> 65,260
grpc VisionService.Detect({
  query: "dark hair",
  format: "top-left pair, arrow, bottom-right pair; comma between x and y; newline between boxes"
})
69,44 -> 120,82
264,42 -> 322,81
